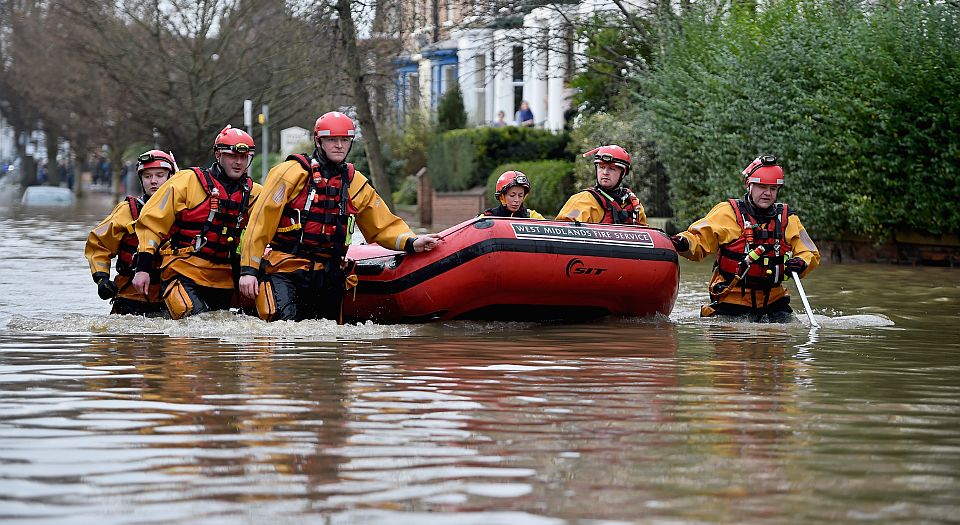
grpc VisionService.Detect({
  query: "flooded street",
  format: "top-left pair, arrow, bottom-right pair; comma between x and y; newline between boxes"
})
1,190 -> 959,524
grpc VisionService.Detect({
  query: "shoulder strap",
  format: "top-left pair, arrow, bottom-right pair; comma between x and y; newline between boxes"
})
586,187 -> 609,209
286,153 -> 312,173
729,198 -> 747,229
191,167 -> 216,195
774,203 -> 787,239
126,196 -> 143,220
239,176 -> 252,218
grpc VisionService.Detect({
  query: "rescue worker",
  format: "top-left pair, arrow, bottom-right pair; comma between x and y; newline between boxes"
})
671,155 -> 820,322
85,150 -> 175,316
238,111 -> 442,322
556,144 -> 647,225
131,126 -> 263,319
481,170 -> 545,219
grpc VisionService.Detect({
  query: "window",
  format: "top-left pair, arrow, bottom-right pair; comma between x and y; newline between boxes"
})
512,45 -> 523,83
410,73 -> 420,105
475,54 -> 486,122
442,64 -> 457,94
407,72 -> 420,112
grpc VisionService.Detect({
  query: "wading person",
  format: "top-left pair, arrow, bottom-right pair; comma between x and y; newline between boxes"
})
556,145 -> 647,225
131,126 -> 263,319
481,170 -> 544,219
238,111 -> 442,323
85,150 -> 175,316
671,155 -> 820,322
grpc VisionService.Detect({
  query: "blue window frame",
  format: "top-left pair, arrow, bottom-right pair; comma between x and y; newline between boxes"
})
395,57 -> 420,124
423,49 -> 458,110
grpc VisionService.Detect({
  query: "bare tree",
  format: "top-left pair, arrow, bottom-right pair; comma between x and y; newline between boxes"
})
332,0 -> 394,207
63,0 -> 338,165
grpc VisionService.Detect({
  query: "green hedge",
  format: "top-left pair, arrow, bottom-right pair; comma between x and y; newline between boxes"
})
568,110 -> 670,217
427,127 -> 570,191
485,160 -> 574,217
643,0 -> 960,239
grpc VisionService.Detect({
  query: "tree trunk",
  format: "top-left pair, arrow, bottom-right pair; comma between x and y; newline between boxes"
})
45,128 -> 60,186
110,144 -> 124,200
335,0 -> 394,209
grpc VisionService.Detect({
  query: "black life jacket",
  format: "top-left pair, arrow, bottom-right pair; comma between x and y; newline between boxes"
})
482,204 -> 531,218
717,198 -> 791,289
269,154 -> 357,260
165,167 -> 252,264
586,187 -> 642,224
115,195 -> 144,277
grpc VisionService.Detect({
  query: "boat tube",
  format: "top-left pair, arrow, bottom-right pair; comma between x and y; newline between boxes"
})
343,217 -> 679,323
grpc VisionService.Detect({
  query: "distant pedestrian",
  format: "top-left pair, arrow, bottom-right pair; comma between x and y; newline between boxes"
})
491,110 -> 508,128
515,101 -> 535,127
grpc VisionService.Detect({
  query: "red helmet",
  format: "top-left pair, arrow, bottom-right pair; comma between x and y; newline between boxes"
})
213,125 -> 255,155
136,150 -> 175,175
742,155 -> 784,186
583,144 -> 631,177
314,111 -> 356,145
495,170 -> 531,199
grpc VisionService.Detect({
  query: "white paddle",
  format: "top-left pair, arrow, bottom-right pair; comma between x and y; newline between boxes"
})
791,271 -> 820,328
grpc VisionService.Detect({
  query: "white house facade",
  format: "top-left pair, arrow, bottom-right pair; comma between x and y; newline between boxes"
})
395,5 -> 591,132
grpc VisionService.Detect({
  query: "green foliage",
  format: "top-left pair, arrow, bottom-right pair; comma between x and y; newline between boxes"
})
486,160 -> 574,217
251,152 -> 284,184
392,174 -> 419,206
347,141 -> 407,192
643,0 -> 960,239
436,85 -> 468,133
427,127 -> 571,191
568,110 -> 670,217
427,130 -> 478,191
569,16 -> 654,113
388,110 -> 433,178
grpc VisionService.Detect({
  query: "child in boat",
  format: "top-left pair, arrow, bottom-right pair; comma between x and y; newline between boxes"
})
555,145 -> 646,225
480,170 -> 544,219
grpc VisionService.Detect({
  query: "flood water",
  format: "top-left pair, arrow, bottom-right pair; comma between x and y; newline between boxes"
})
1,187 -> 959,524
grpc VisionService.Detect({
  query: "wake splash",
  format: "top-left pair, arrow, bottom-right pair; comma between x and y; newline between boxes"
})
5,310 -> 419,340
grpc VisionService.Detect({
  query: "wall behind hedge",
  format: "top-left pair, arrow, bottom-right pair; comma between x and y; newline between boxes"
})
643,1 -> 959,239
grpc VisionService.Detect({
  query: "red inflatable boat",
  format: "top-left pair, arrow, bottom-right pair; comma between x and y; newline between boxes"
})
343,217 -> 679,323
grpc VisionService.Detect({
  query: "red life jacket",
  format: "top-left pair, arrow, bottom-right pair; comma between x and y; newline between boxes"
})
586,187 -> 642,224
114,196 -> 144,276
165,167 -> 252,264
717,198 -> 790,289
270,154 -> 357,260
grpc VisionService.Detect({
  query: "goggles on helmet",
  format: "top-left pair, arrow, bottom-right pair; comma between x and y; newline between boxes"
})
513,173 -> 529,186
594,153 -> 618,163
745,155 -> 778,176
138,152 -> 163,164
216,142 -> 252,154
